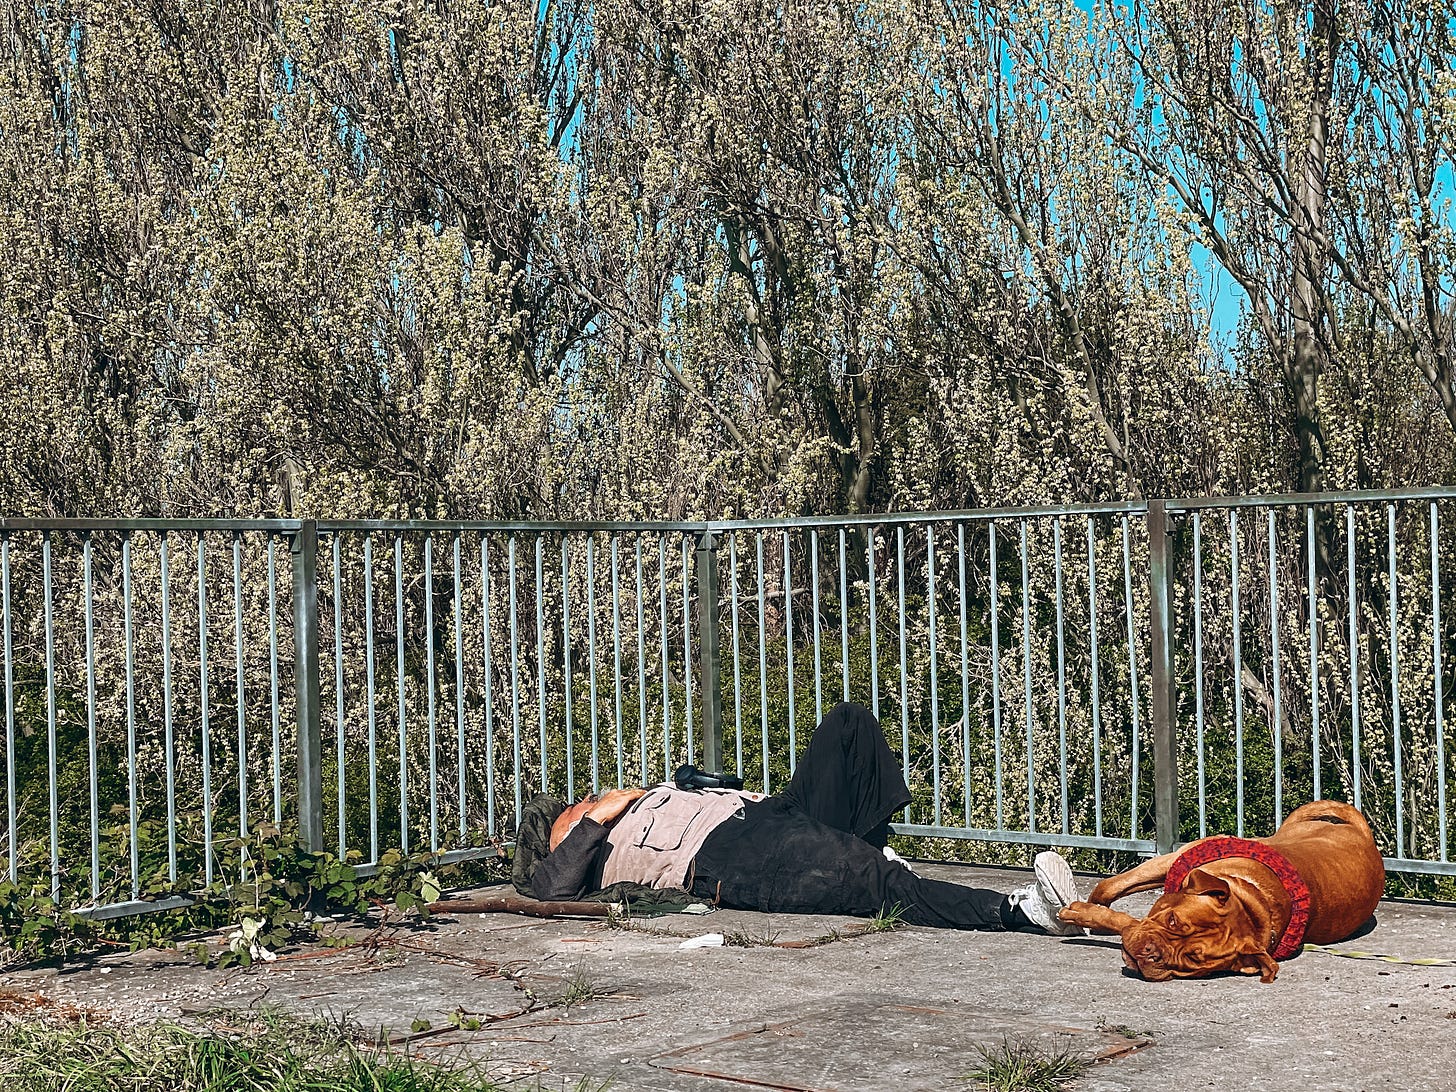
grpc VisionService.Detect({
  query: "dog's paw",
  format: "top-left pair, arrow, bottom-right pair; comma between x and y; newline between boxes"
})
1058,900 -> 1137,936
1057,901 -> 1102,927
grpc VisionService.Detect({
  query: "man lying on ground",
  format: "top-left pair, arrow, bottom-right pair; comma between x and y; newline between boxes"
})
526,702 -> 1083,935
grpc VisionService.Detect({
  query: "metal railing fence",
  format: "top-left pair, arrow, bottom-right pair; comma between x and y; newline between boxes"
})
1,487 -> 1453,919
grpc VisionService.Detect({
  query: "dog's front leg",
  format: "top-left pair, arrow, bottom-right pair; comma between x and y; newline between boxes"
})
1058,901 -> 1140,936
1085,851 -> 1183,905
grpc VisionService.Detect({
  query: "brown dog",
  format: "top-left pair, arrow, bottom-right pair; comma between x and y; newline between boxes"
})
1058,801 -> 1385,982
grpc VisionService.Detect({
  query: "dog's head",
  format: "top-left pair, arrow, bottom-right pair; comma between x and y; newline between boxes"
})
1118,868 -> 1281,983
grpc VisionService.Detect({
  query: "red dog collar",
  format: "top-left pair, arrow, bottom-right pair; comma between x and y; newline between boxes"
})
1163,836 -> 1311,960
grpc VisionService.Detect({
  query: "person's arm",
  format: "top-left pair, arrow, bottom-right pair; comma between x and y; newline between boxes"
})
531,817 -> 611,901
531,788 -> 648,901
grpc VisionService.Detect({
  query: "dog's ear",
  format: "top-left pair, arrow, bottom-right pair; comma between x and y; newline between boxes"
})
1233,946 -> 1280,983
1183,867 -> 1232,903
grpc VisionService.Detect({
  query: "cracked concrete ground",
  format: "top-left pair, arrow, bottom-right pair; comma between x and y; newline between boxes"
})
4,862 -> 1455,1091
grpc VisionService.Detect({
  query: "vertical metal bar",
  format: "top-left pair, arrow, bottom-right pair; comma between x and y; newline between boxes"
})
1147,501 -> 1180,856
1122,516 -> 1142,841
757,532 -> 770,793
1053,518 -> 1069,835
1,535 -> 12,885
1308,507 -> 1320,801
333,535 -> 345,857
293,521 -> 324,856
783,530 -> 796,770
957,523 -> 971,825
989,522 -> 1003,831
729,534 -> 744,775
508,535 -> 524,822
867,529 -> 880,720
659,535 -> 671,777
839,528 -> 850,704
481,535 -> 497,838
695,531 -> 723,774
425,536 -> 438,850
1389,503 -> 1403,856
1194,513 -> 1207,837
1231,509 -> 1244,836
161,534 -> 177,881
681,536 -> 694,763
83,534 -> 99,899
562,536 -> 574,798
453,534 -> 466,841
198,533 -> 214,885
927,524 -> 941,824
536,536 -> 547,793
811,529 -> 823,725
364,534 -> 379,859
612,536 -> 624,788
897,527 -> 910,820
1432,502 -> 1447,861
232,533 -> 247,841
1020,520 -> 1035,834
44,533 -> 59,900
1267,510 -> 1283,825
1,534 -> 12,884
587,535 -> 599,792
1347,504 -> 1361,809
394,534 -> 408,855
635,537 -> 648,783
1087,517 -> 1103,838
122,534 -> 138,898
268,536 -> 282,826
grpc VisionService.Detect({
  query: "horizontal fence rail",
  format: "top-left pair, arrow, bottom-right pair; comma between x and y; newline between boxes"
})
1,487 -> 1453,919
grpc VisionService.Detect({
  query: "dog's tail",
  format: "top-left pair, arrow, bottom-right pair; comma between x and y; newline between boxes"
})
1283,799 -> 1372,839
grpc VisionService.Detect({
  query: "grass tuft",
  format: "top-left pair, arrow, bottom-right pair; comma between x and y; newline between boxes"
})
722,925 -> 783,948
867,903 -> 907,932
555,964 -> 617,1009
965,1036 -> 1088,1092
1095,1017 -> 1153,1040
0,1006 -> 515,1092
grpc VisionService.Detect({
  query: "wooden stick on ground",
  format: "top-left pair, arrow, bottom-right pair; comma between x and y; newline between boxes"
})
426,897 -> 613,919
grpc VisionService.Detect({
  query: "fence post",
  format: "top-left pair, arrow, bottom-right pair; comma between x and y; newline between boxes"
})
292,520 -> 324,852
695,529 -> 724,773
1147,500 -> 1180,854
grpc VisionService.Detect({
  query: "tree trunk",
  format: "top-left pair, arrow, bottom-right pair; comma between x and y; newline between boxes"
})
1285,0 -> 1338,496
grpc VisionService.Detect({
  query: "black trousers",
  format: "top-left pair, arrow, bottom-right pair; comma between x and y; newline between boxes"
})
690,703 -> 1014,931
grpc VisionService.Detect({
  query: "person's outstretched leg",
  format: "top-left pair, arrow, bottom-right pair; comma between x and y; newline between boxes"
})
777,702 -> 911,844
873,848 -> 1083,933
691,801 -> 1083,935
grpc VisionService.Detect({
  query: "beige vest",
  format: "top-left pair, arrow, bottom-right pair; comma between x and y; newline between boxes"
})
600,785 -> 761,890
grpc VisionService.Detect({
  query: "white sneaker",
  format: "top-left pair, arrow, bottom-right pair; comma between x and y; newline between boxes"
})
1009,851 -> 1084,936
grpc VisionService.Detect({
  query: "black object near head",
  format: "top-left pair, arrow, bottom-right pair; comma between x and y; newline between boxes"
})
673,764 -> 745,792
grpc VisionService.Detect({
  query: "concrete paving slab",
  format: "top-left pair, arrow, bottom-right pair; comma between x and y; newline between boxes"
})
4,862 -> 1455,1091
644,996 -> 1150,1090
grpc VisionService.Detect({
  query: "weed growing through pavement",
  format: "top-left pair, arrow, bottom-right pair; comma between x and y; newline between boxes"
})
867,903 -> 907,932
723,925 -> 783,948
965,1036 -> 1087,1092
1095,1017 -> 1153,1040
556,963 -> 617,1010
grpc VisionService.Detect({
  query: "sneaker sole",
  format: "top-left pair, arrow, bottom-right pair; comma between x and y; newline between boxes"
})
1033,852 -> 1083,934
1033,851 -> 1080,907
